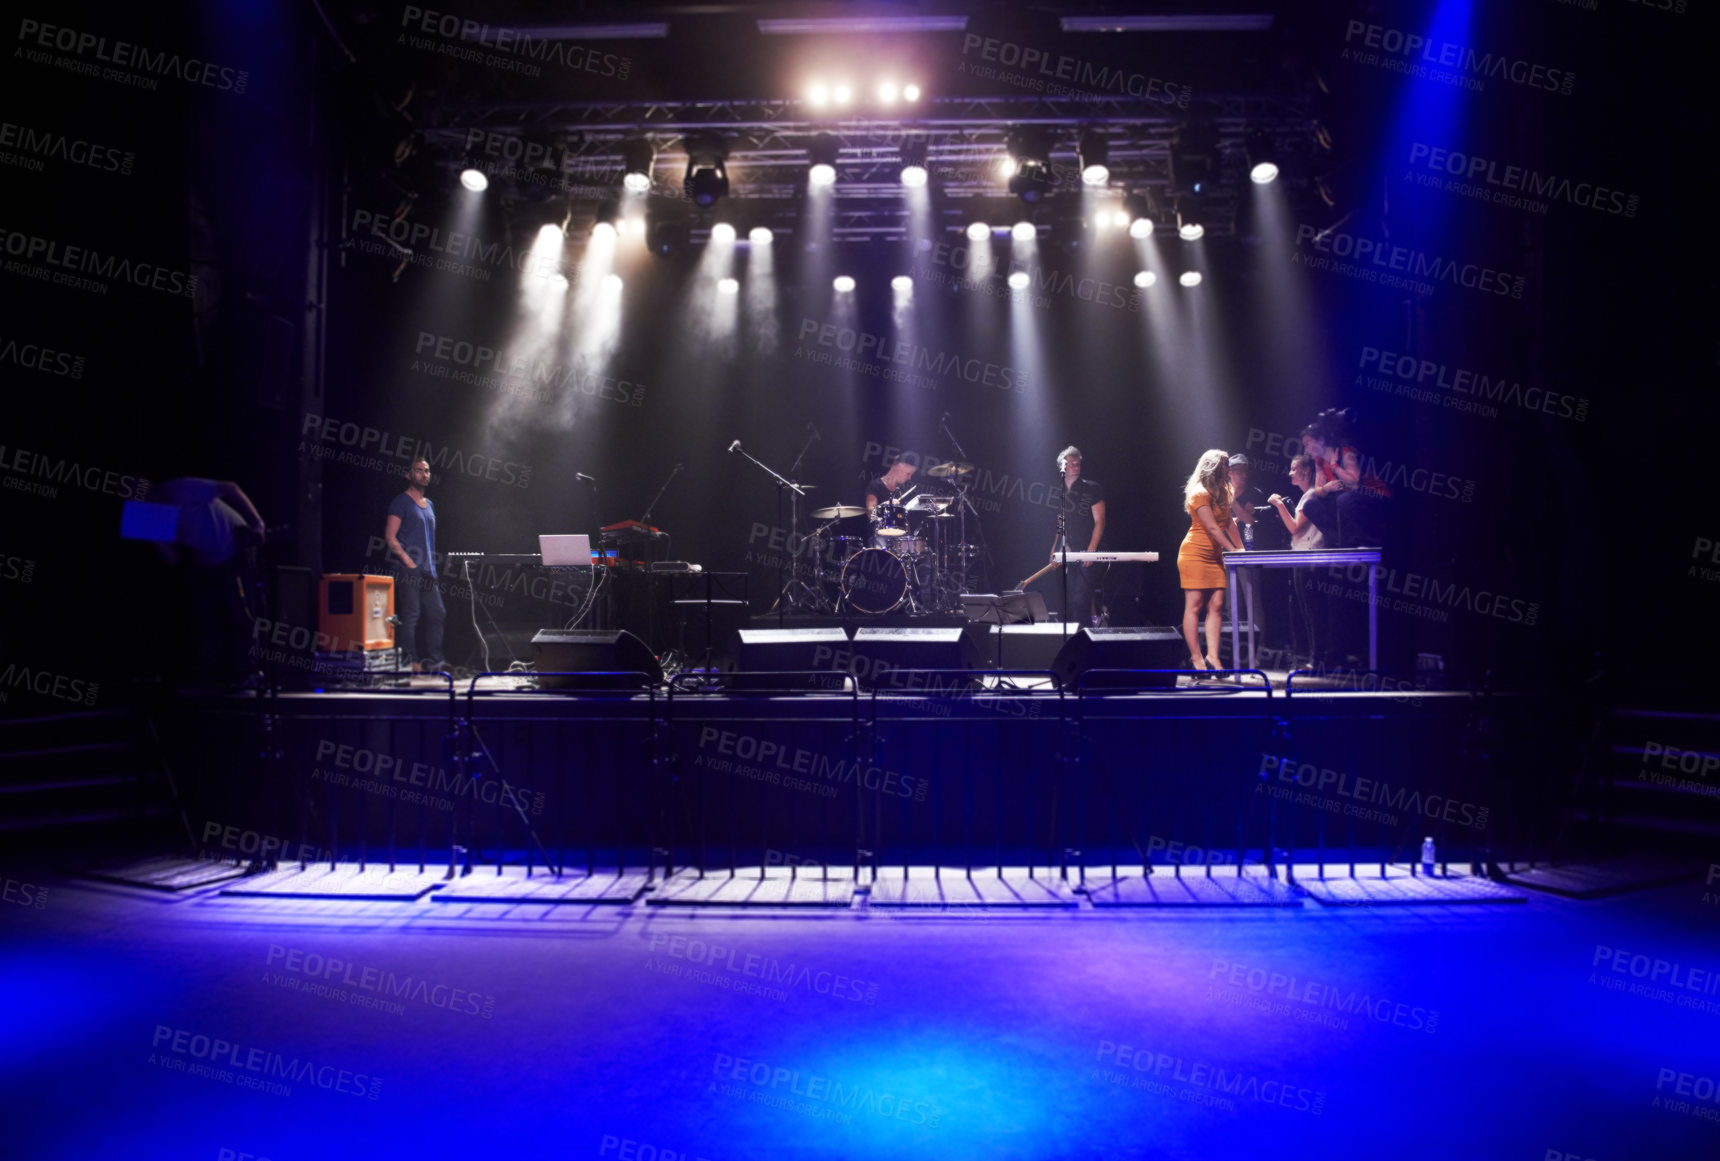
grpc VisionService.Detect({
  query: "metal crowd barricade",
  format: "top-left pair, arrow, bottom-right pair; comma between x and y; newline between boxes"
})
1071,669 -> 1273,891
460,671 -> 659,881
865,670 -> 1065,888
664,671 -> 861,885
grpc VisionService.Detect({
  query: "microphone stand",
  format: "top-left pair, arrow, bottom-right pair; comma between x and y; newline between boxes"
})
639,462 -> 682,572
732,444 -> 809,628
575,474 -> 603,628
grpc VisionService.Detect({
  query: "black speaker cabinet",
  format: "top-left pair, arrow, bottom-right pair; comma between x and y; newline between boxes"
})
531,629 -> 661,689
1051,627 -> 1185,690
734,627 -> 849,689
849,626 -> 982,691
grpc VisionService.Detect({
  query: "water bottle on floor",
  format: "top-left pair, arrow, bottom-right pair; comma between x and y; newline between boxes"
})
1420,836 -> 1436,877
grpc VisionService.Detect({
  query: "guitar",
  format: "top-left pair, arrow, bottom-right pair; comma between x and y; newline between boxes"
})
1016,560 -> 1061,590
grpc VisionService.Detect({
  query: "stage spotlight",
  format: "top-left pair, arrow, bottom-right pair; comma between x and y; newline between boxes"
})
808,81 -> 829,106
1246,130 -> 1279,184
1012,220 -> 1036,241
903,83 -> 921,101
620,137 -> 654,193
646,216 -> 690,257
1129,217 -> 1154,239
967,221 -> 990,241
593,199 -> 619,239
891,275 -> 913,291
833,274 -> 855,292
1006,129 -> 1057,203
459,168 -> 488,192
878,80 -> 898,104
711,222 -> 736,244
1178,218 -> 1204,241
717,276 -> 739,293
1170,123 -> 1219,198
1078,131 -> 1110,186
807,132 -> 840,187
550,273 -> 570,289
626,217 -> 646,236
604,273 -> 624,290
997,156 -> 1017,178
1133,270 -> 1155,288
1179,271 -> 1202,287
1007,270 -> 1030,290
749,226 -> 773,245
899,135 -> 929,187
683,133 -> 730,207
833,83 -> 852,104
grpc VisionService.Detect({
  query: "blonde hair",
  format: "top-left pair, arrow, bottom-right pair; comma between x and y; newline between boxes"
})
1182,449 -> 1232,513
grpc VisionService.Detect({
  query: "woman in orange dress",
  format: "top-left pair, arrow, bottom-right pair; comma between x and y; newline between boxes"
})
1176,449 -> 1245,671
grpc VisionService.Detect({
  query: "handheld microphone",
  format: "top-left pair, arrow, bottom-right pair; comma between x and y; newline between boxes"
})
727,440 -> 742,454
574,472 -> 596,483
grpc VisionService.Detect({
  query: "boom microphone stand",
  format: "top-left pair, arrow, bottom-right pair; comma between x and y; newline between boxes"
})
728,439 -> 809,628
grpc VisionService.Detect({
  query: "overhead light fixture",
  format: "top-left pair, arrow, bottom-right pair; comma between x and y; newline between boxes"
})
1077,131 -> 1110,186
891,275 -> 913,291
603,273 -> 624,290
459,168 -> 488,192
903,83 -> 921,102
1123,193 -> 1153,237
833,274 -> 855,292
593,199 -> 619,239
646,216 -> 690,258
1179,271 -> 1202,287
749,226 -> 774,245
878,80 -> 898,104
1133,270 -> 1156,288
717,277 -> 739,293
759,17 -> 968,33
1178,221 -> 1204,241
807,132 -> 840,187
1061,15 -> 1272,32
1129,217 -> 1154,239
832,83 -> 852,105
1005,128 -> 1057,203
807,81 -> 830,107
1007,270 -> 1030,290
710,222 -> 736,244
1011,221 -> 1036,241
1246,130 -> 1280,184
682,134 -> 730,207
1170,123 -> 1220,199
898,136 -> 929,189
620,138 -> 654,193
966,221 -> 991,241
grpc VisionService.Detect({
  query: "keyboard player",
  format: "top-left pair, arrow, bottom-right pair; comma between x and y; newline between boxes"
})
1048,446 -> 1106,625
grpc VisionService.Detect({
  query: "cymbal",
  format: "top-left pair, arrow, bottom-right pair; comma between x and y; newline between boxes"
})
925,460 -> 974,479
905,494 -> 952,511
811,504 -> 866,519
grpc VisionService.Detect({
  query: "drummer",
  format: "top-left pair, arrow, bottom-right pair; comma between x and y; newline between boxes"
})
864,456 -> 917,545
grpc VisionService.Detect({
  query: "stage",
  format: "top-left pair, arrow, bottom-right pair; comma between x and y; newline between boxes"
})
150,675 -> 1568,888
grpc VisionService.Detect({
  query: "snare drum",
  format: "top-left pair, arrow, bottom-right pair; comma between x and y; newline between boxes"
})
842,547 -> 908,614
892,533 -> 928,558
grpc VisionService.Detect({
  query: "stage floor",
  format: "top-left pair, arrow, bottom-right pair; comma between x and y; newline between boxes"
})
3,854 -> 1714,1159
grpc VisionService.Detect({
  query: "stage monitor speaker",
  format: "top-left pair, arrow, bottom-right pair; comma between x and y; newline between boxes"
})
850,626 -> 981,692
531,629 -> 661,689
1051,627 -> 1185,690
735,628 -> 850,689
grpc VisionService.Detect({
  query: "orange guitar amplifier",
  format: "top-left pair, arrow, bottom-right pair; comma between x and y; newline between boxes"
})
318,574 -> 395,652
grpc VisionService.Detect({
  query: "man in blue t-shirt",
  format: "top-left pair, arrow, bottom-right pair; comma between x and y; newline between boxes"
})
383,458 -> 445,671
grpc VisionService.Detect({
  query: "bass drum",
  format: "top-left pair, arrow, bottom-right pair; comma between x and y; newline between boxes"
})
842,547 -> 908,614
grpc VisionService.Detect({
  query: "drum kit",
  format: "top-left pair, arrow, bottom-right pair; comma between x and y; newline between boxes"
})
783,460 -> 984,615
